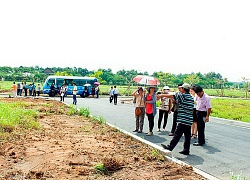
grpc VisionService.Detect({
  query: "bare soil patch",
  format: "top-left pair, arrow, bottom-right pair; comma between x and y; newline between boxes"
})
0,97 -> 207,180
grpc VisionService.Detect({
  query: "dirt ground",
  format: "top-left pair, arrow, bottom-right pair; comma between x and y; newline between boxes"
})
0,97 -> 207,180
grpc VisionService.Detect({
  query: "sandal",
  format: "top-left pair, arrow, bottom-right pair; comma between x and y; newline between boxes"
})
191,134 -> 197,139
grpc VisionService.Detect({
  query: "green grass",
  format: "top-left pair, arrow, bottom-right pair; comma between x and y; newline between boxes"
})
211,98 -> 250,123
79,107 -> 91,117
0,101 -> 40,139
68,105 -> 78,115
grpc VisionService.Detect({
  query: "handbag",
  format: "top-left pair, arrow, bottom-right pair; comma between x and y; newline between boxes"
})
135,96 -> 143,116
135,107 -> 142,116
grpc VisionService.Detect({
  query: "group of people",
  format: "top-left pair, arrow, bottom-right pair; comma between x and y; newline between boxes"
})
12,82 -> 41,97
132,83 -> 212,155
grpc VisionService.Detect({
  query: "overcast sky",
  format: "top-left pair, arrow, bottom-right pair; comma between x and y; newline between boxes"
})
0,0 -> 250,82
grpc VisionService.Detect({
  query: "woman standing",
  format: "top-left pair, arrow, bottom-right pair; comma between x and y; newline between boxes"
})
157,86 -> 172,132
145,86 -> 157,136
132,87 -> 146,133
190,86 -> 198,138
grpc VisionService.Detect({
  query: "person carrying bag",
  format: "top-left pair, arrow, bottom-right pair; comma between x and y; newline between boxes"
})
132,87 -> 146,133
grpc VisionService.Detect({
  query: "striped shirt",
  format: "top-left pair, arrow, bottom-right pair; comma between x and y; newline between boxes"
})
174,92 -> 194,126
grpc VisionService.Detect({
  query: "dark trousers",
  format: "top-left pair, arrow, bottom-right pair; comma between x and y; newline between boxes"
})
110,95 -> 113,103
170,111 -> 178,133
24,89 -> 27,96
60,95 -> 65,102
197,111 -> 207,144
169,123 -> 191,152
158,110 -> 169,129
73,94 -> 77,105
147,113 -> 155,132
113,94 -> 118,105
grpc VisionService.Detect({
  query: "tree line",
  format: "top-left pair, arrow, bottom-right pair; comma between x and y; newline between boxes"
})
0,66 -> 245,89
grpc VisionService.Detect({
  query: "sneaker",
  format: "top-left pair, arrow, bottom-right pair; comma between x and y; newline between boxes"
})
157,129 -> 160,132
133,129 -> 138,132
191,134 -> 197,139
138,131 -> 142,133
162,129 -> 166,131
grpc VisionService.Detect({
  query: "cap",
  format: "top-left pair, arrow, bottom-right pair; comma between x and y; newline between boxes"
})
163,86 -> 170,90
180,83 -> 190,89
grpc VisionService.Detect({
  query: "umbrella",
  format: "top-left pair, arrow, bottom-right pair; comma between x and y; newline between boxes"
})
94,82 -> 100,86
84,83 -> 91,86
133,75 -> 160,85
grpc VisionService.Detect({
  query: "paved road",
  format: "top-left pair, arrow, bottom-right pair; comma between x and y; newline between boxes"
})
3,94 -> 249,180
63,96 -> 250,180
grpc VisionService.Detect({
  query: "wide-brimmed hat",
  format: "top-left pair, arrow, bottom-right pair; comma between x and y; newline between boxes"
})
146,86 -> 158,92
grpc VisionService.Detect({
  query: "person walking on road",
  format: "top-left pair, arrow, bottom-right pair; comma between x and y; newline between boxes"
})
23,82 -> 28,97
169,83 -> 183,136
18,82 -> 23,96
132,87 -> 146,133
60,84 -> 66,102
157,86 -> 172,132
109,86 -> 114,103
113,85 -> 119,105
36,83 -> 41,97
12,82 -> 17,98
145,86 -> 157,136
193,85 -> 212,146
158,83 -> 194,155
72,83 -> 77,105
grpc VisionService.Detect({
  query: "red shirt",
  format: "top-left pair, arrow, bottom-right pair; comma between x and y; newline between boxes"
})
146,95 -> 153,114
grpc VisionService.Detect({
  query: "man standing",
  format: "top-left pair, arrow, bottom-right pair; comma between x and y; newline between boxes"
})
109,86 -> 114,103
72,83 -> 77,105
113,85 -> 119,105
169,83 -> 183,136
158,83 -> 194,155
193,85 -> 212,146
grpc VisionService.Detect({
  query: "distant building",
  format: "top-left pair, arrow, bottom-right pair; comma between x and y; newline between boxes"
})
43,68 -> 54,75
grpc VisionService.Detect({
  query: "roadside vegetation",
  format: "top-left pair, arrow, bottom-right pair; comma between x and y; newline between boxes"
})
0,101 -> 40,140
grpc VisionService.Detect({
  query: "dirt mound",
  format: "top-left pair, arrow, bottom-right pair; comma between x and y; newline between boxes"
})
0,97 -> 206,179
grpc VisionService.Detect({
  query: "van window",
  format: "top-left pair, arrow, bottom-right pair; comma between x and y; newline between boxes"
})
47,78 -> 55,86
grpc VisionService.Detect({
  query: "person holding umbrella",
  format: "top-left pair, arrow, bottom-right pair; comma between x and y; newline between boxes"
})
145,86 -> 158,136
